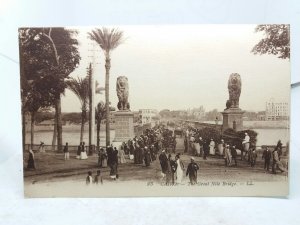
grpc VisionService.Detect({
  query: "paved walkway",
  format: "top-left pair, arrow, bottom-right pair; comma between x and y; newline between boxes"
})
24,137 -> 288,185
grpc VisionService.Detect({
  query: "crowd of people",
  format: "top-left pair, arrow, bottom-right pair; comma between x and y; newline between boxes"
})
183,128 -> 287,174
25,126 -> 287,186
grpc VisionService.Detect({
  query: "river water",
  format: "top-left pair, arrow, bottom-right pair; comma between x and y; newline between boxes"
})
26,128 -> 289,147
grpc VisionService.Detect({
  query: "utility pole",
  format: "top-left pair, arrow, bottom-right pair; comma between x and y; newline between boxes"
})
88,63 -> 95,155
88,42 -> 100,155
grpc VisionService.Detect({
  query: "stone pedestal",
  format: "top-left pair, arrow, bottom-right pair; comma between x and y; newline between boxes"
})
113,111 -> 134,143
221,108 -> 245,131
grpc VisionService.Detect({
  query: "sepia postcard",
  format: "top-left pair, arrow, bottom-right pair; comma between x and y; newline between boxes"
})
19,25 -> 290,197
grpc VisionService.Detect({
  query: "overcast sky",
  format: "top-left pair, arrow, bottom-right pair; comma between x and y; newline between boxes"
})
62,25 -> 290,113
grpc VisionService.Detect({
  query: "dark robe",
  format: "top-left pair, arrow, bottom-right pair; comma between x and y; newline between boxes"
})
106,147 -> 113,167
166,159 -> 177,185
186,162 -> 199,185
144,150 -> 151,166
77,145 -> 81,156
159,153 -> 168,174
27,151 -> 35,169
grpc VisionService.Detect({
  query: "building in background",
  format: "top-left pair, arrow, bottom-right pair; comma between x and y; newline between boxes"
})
265,99 -> 289,121
139,109 -> 159,127
187,106 -> 205,120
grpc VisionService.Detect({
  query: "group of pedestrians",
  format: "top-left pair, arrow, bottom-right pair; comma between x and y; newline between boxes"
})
262,140 -> 286,174
120,126 -> 176,167
86,170 -> 103,185
184,129 -> 220,160
158,151 -> 200,185
76,142 -> 88,160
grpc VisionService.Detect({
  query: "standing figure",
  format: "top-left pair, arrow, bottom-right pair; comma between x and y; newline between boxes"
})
242,133 -> 250,161
249,148 -> 257,167
94,170 -> 103,185
159,150 -> 168,179
224,144 -> 232,166
276,140 -> 283,160
118,147 -> 126,164
194,137 -> 201,157
110,147 -> 119,180
139,147 -> 145,164
76,142 -> 82,159
230,145 -> 237,167
63,142 -> 69,160
150,145 -> 156,161
218,139 -> 225,157
175,154 -> 184,184
166,154 -> 177,185
27,149 -> 36,170
203,140 -> 209,160
86,171 -> 93,185
184,137 -> 188,153
128,139 -> 135,160
209,139 -> 215,155
272,148 -> 285,174
80,142 -> 88,160
186,157 -> 199,185
144,147 -> 151,167
172,137 -> 177,154
98,148 -> 103,167
199,137 -> 204,157
39,141 -> 45,153
262,147 -> 271,171
102,149 -> 108,168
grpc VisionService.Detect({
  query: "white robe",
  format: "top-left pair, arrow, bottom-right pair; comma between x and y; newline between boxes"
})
176,159 -> 184,183
209,141 -> 215,155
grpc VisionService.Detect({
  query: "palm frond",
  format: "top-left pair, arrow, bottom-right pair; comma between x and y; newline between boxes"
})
88,27 -> 124,56
66,76 -> 89,111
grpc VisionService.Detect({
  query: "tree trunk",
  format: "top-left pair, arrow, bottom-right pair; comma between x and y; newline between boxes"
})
105,58 -> 111,146
30,111 -> 35,149
97,120 -> 101,151
52,109 -> 57,150
55,97 -> 63,152
80,110 -> 86,143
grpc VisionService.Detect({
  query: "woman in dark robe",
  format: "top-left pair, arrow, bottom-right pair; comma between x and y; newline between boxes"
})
139,147 -> 145,164
76,142 -> 82,159
276,140 -> 283,160
98,148 -> 103,167
150,145 -> 156,161
27,149 -> 36,170
144,147 -> 151,167
110,148 -> 119,180
134,143 -> 139,164
159,150 -> 168,177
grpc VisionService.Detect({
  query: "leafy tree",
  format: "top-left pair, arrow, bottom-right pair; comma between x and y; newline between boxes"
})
88,27 -> 124,146
159,109 -> 171,118
198,127 -> 221,143
62,112 -> 83,124
24,83 -> 43,148
252,24 -> 290,59
19,27 -> 80,151
223,128 -> 257,150
66,76 -> 90,142
35,110 -> 54,123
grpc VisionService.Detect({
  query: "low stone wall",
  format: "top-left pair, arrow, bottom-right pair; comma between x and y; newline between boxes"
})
24,144 -> 105,152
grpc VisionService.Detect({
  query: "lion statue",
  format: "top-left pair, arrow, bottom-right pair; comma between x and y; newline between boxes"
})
226,73 -> 242,109
116,76 -> 130,111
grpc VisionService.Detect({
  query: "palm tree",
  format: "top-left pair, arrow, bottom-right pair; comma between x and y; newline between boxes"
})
88,27 -> 124,146
66,77 -> 89,143
95,101 -> 106,150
